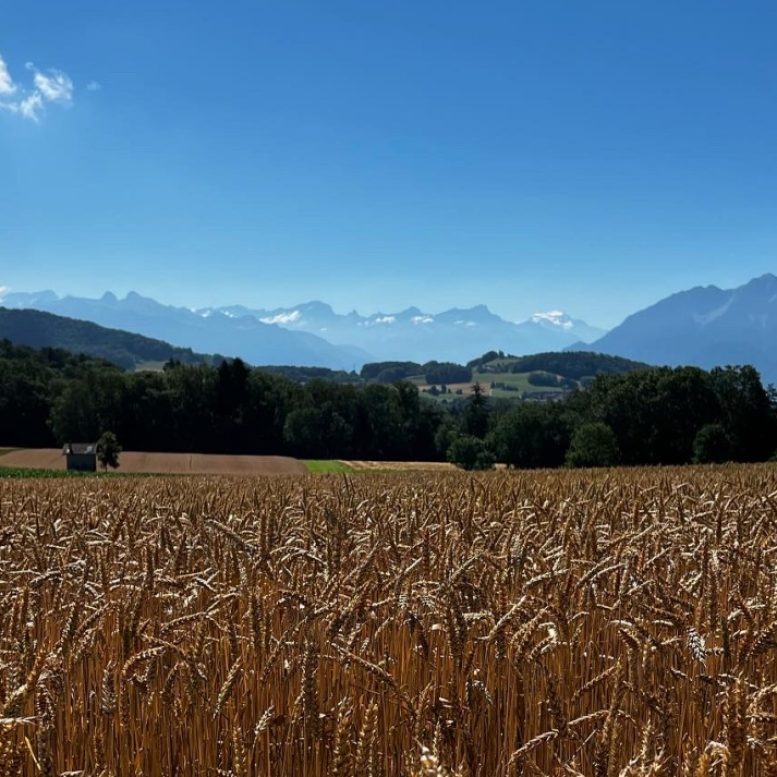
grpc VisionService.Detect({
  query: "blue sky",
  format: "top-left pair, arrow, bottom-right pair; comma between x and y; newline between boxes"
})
2,1 -> 777,328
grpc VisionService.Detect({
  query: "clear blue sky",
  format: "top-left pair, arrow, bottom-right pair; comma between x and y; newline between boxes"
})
2,1 -> 776,328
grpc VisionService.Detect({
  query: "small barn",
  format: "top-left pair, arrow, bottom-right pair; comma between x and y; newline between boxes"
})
63,443 -> 97,472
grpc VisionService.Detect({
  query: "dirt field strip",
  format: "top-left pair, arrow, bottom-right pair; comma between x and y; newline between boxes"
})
340,459 -> 457,471
0,448 -> 306,475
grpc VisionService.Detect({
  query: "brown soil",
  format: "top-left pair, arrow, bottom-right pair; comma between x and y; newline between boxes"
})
340,460 -> 457,472
0,448 -> 306,475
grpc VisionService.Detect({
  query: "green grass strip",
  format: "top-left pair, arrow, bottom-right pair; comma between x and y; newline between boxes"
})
303,460 -> 357,474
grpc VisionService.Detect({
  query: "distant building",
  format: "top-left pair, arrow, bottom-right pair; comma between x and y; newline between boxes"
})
63,443 -> 97,472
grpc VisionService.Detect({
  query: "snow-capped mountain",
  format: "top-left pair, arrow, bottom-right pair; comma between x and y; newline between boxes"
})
196,301 -> 605,363
0,289 -> 604,366
6,276 -> 777,379
529,311 -> 606,344
0,291 -> 368,370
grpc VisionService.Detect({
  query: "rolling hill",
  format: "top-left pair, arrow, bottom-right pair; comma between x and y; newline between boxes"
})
0,307 -> 220,370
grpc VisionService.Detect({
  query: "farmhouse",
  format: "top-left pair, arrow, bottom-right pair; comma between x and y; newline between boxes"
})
63,443 -> 97,472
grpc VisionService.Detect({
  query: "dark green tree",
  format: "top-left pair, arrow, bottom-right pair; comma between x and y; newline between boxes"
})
692,423 -> 731,464
463,382 -> 489,438
96,431 -> 121,471
566,422 -> 619,468
709,366 -> 776,461
569,367 -> 720,464
489,403 -> 570,469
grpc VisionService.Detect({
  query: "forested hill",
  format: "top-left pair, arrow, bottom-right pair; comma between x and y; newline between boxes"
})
466,350 -> 649,377
0,307 -> 220,370
1,338 -> 775,467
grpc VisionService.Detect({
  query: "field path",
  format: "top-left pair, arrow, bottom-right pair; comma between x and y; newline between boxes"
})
0,448 -> 306,475
340,459 -> 456,471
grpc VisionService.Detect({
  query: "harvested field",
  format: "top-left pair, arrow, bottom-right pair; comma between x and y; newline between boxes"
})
2,466 -> 777,774
0,447 -> 305,475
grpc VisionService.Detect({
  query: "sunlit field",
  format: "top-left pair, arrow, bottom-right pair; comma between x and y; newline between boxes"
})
2,465 -> 777,775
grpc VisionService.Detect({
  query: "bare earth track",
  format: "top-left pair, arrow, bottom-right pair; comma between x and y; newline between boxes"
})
0,448 -> 305,475
340,459 -> 456,471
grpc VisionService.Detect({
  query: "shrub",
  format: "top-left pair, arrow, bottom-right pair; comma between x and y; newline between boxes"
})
527,371 -> 560,387
446,435 -> 495,470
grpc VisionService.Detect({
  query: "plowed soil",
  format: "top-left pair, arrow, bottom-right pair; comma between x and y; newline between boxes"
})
0,448 -> 305,475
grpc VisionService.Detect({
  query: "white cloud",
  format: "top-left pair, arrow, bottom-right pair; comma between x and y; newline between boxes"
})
260,310 -> 302,326
361,315 -> 396,327
411,315 -> 434,325
32,68 -> 73,104
0,285 -> 9,299
0,54 -> 16,95
0,52 -> 75,122
19,92 -> 44,121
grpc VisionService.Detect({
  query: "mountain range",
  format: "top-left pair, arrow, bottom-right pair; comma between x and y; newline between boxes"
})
0,291 -> 369,370
2,273 -> 776,381
0,290 -> 603,368
199,301 -> 604,362
586,273 -> 777,383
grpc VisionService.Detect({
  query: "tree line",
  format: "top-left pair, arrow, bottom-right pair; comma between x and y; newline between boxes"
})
449,364 -> 777,469
1,339 -> 775,467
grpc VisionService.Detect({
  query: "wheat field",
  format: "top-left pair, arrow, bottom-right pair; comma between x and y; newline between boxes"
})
2,467 -> 777,776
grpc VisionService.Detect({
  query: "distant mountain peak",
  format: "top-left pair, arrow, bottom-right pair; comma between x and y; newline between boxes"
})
1,287 -> 604,366
124,290 -> 162,305
530,310 -> 574,329
589,272 -> 777,383
740,272 -> 777,294
299,300 -> 335,315
2,289 -> 59,305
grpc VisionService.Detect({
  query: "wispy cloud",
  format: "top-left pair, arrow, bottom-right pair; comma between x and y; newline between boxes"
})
86,81 -> 101,92
0,286 -> 9,299
260,310 -> 303,326
0,52 -> 75,122
0,55 -> 16,95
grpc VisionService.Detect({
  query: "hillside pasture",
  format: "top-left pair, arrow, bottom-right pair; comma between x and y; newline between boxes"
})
419,371 -> 570,402
0,448 -> 305,475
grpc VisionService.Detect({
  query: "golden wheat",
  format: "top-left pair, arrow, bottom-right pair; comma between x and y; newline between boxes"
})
0,466 -> 777,774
